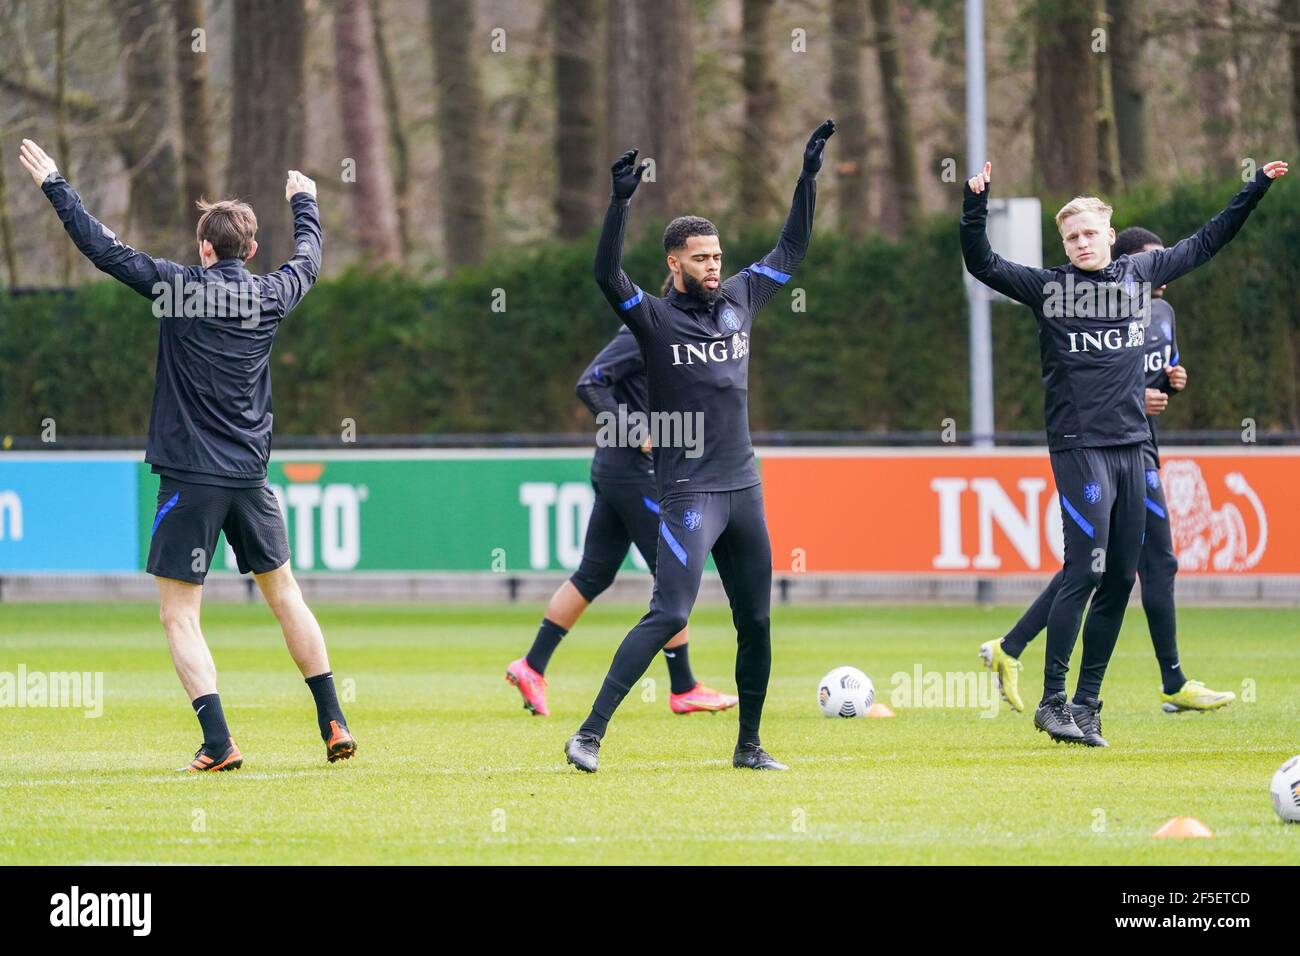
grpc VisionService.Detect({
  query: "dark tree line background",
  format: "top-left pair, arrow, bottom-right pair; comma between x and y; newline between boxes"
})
0,0 -> 1297,439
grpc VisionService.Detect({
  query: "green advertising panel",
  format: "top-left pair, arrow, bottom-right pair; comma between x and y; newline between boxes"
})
136,454 -> 670,574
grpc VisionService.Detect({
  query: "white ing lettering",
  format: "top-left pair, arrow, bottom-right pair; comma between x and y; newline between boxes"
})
669,333 -> 750,366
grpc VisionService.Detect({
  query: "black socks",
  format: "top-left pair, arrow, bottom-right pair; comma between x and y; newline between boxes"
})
663,642 -> 696,694
527,619 -> 568,675
192,693 -> 231,753
305,671 -> 347,740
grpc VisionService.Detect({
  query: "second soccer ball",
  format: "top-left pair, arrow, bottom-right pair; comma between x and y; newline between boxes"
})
1271,755 -> 1300,823
818,666 -> 875,718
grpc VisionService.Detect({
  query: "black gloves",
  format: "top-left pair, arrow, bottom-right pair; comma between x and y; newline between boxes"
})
611,148 -> 649,200
802,118 -> 836,175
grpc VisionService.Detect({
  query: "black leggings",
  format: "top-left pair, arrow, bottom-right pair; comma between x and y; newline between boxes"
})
1041,444 -> 1145,701
568,478 -> 661,601
580,484 -> 772,742
1004,450 -> 1180,688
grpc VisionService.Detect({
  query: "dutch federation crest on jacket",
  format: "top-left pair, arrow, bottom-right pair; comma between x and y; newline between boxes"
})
721,306 -> 740,331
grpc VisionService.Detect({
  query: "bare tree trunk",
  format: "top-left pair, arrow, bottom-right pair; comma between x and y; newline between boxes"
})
604,0 -> 648,165
553,0 -> 601,239
641,0 -> 694,218
0,127 -> 17,285
870,0 -> 919,230
603,0 -> 693,218
431,0 -> 488,269
1289,0 -> 1300,151
334,0 -> 400,264
56,0 -> 74,281
739,0 -> 778,227
230,0 -> 306,268
830,0 -> 868,239
112,0 -> 184,258
1095,0 -> 1122,194
1194,0 -> 1242,179
1033,0 -> 1098,192
371,0 -> 412,258
933,8 -> 966,202
173,0 -> 214,206
1108,0 -> 1146,186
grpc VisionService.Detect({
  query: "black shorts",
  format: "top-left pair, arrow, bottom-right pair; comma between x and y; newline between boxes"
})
146,477 -> 290,584
568,476 -> 662,601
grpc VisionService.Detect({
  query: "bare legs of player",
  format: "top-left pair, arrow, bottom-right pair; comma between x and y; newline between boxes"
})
157,577 -> 217,700
255,561 -> 331,677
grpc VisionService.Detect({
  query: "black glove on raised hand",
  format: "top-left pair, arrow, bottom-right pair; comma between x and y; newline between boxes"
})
802,119 -> 837,175
611,148 -> 649,200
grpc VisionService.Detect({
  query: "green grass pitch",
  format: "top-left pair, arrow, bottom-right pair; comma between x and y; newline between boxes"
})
2,601 -> 1296,864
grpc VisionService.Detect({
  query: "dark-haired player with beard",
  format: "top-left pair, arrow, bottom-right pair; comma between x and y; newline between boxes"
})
504,323 -> 739,717
564,119 -> 836,773
979,226 -> 1235,721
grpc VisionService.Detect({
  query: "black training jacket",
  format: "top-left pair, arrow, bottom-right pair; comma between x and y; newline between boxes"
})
42,174 -> 322,485
594,173 -> 817,495
575,326 -> 655,484
960,170 -> 1271,452
1144,296 -> 1179,464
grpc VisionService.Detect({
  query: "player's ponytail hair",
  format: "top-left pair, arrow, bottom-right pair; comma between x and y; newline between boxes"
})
661,273 -> 674,295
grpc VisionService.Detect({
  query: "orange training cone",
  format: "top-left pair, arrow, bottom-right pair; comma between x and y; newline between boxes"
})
1153,817 -> 1213,838
866,702 -> 895,718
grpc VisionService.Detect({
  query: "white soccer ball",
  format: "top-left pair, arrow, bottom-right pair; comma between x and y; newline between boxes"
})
1270,755 -> 1300,823
818,666 -> 875,718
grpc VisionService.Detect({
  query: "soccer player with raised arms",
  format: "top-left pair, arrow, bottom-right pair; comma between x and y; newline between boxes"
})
980,227 -> 1236,719
982,226 -> 1237,717
564,119 -> 835,773
961,156 -> 1287,746
19,138 -> 356,771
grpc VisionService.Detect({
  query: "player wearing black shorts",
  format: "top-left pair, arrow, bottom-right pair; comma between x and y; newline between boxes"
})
564,119 -> 836,773
20,138 -> 355,771
979,227 -> 1235,718
505,326 -> 739,717
961,158 -> 1286,746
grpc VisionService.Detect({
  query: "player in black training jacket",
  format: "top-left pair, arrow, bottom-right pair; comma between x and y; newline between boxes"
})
564,119 -> 836,773
979,226 -> 1235,719
961,157 -> 1287,746
505,325 -> 739,717
19,138 -> 355,772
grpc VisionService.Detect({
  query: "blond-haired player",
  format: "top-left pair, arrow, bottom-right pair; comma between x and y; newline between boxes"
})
960,158 -> 1287,746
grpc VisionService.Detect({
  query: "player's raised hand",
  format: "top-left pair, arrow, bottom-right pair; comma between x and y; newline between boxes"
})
1261,161 -> 1289,180
18,139 -> 59,187
967,162 -> 991,194
1144,388 -> 1169,415
610,148 -> 648,200
1166,365 -> 1187,391
802,119 -> 836,175
285,170 -> 316,200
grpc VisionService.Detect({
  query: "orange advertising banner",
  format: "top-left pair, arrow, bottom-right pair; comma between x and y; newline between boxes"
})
760,448 -> 1300,576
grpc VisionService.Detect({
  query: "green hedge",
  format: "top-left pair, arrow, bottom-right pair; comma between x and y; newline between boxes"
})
2,176 -> 1296,440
